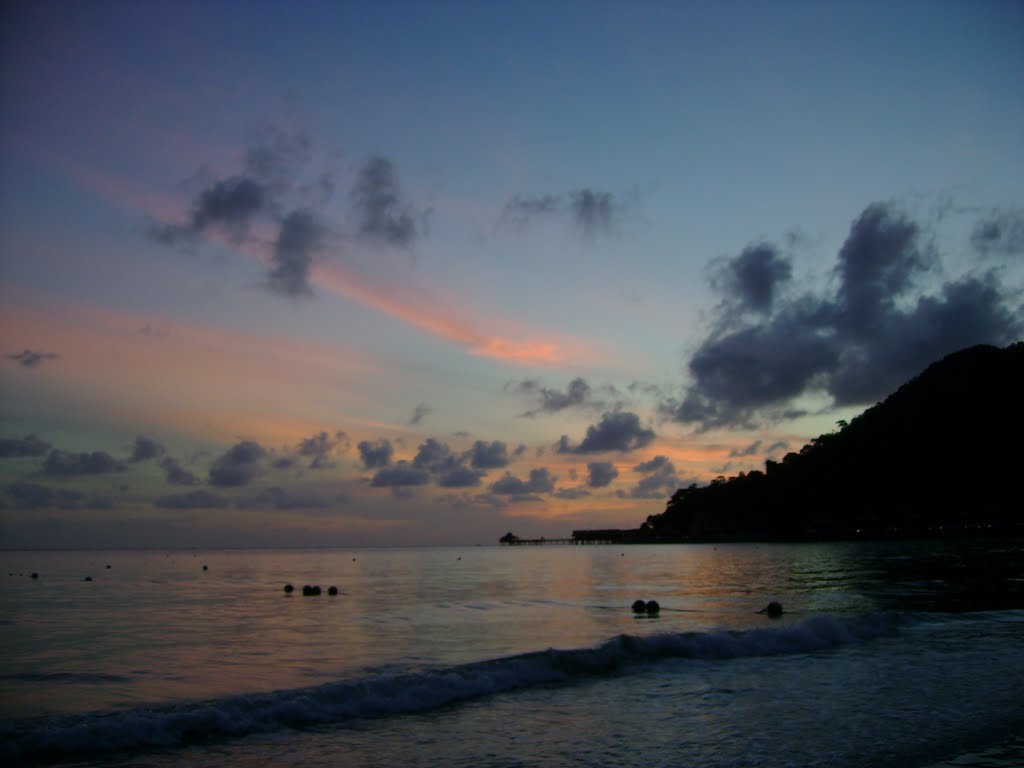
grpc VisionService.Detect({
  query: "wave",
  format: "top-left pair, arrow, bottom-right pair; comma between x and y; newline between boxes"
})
0,612 -> 902,762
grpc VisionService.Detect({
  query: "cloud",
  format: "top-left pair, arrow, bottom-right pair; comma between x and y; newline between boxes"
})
728,440 -> 762,458
154,490 -> 230,509
669,201 -> 1024,430
502,187 -> 623,240
351,155 -> 419,246
515,377 -> 593,417
490,467 -> 556,495
467,440 -> 510,469
235,486 -> 327,510
503,194 -> 561,227
0,434 -> 51,458
412,438 -> 455,473
569,188 -> 617,240
208,440 -> 266,486
42,450 -> 126,476
438,464 -> 485,488
150,176 -> 270,248
586,461 -> 618,488
160,457 -> 198,485
7,482 -> 85,509
370,461 -> 431,488
295,430 -> 346,469
358,439 -> 393,469
130,435 -> 166,463
7,349 -> 59,368
267,208 -> 323,297
409,403 -> 433,425
709,243 -> 792,316
618,455 -> 682,499
558,411 -> 656,454
970,209 -> 1024,256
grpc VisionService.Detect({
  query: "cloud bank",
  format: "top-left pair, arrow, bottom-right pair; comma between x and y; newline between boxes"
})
667,201 -> 1023,430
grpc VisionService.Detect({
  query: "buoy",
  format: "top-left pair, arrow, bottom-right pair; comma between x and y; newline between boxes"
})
302,585 -> 321,596
645,600 -> 660,614
758,601 -> 784,618
328,586 -> 338,596
283,584 -> 294,594
30,572 -> 39,580
105,564 -> 112,569
84,576 -> 93,582
631,599 -> 647,614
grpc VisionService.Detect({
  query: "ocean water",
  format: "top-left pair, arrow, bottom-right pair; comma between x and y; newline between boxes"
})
1,541 -> 1022,767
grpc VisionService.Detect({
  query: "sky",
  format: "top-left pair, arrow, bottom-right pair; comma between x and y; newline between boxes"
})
1,0 -> 1022,549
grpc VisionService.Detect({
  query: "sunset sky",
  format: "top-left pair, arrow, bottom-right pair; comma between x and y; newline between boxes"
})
2,0 -> 1022,548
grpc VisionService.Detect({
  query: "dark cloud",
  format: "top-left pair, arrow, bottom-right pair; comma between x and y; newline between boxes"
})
370,461 -> 431,488
160,457 -> 198,485
467,440 -> 510,469
569,188 -> 617,240
7,482 -> 85,509
208,441 -> 266,487
295,430 -> 346,469
412,438 -> 455,473
586,461 -> 618,488
130,435 -> 166,463
0,434 -> 51,458
709,243 -> 792,316
669,201 -> 1024,430
618,455 -> 682,499
267,208 -> 322,297
558,411 -> 656,454
42,450 -> 126,476
154,490 -> 230,509
351,155 -> 418,246
970,209 -> 1024,256
490,467 -> 556,495
728,440 -> 762,458
502,187 -> 623,240
7,349 -> 59,368
409,403 -> 433,425
358,439 -> 393,469
149,174 -> 269,247
516,377 -> 593,417
438,465 -> 485,488
235,486 -> 327,510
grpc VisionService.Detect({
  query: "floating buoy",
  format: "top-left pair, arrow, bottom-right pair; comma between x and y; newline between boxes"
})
302,585 -> 321,596
632,599 -> 647,613
105,564 -> 112,569
283,584 -> 294,594
83,576 -> 93,582
328,586 -> 338,596
758,601 -> 784,618
645,600 -> 660,614
30,572 -> 39,580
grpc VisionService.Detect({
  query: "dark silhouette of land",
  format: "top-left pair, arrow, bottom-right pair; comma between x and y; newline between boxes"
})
580,343 -> 1024,543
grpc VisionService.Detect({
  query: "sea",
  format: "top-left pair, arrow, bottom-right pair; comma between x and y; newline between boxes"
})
1,541 -> 1022,767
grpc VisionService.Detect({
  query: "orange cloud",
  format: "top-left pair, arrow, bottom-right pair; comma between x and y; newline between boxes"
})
312,261 -> 599,368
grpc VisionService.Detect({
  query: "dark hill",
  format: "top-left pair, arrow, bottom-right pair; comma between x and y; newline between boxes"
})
647,343 -> 1024,541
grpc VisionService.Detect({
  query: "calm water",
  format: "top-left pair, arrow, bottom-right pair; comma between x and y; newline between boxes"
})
1,542 -> 1022,766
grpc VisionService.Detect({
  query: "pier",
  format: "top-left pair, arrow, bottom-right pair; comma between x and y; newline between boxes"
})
500,530 -> 631,546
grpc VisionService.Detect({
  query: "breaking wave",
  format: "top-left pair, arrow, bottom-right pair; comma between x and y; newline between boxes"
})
0,612 -> 902,762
